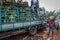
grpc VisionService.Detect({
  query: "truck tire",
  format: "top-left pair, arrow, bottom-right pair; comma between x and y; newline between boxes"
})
29,26 -> 37,36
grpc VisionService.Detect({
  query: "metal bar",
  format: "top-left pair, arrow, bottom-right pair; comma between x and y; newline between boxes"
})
0,6 -> 2,31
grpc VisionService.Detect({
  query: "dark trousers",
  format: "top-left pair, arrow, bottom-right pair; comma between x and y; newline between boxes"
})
48,26 -> 54,36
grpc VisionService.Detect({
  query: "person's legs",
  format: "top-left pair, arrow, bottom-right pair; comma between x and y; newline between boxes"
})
52,26 -> 54,37
48,27 -> 51,37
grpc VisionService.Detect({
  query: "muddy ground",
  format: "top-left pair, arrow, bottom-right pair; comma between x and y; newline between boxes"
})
1,28 -> 60,40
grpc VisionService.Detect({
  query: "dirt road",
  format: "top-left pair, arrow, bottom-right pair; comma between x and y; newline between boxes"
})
1,28 -> 60,40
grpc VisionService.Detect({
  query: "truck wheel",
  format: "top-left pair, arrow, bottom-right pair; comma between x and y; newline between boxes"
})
29,26 -> 37,36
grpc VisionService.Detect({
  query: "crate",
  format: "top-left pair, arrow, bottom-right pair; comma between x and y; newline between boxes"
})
1,7 -> 17,23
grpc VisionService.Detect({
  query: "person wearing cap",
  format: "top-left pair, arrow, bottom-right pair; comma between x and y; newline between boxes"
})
47,17 -> 55,38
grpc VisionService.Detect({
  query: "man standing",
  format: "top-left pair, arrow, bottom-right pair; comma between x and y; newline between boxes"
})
47,18 -> 54,38
58,17 -> 60,28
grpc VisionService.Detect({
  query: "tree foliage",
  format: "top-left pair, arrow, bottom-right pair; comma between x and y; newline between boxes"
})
46,10 -> 60,18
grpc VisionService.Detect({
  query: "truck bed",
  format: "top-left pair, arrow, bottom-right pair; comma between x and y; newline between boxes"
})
0,21 -> 41,32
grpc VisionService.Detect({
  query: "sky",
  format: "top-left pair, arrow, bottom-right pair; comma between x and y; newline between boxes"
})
22,0 -> 60,11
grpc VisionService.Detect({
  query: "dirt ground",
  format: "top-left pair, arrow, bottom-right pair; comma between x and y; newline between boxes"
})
2,28 -> 60,40
22,28 -> 60,40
